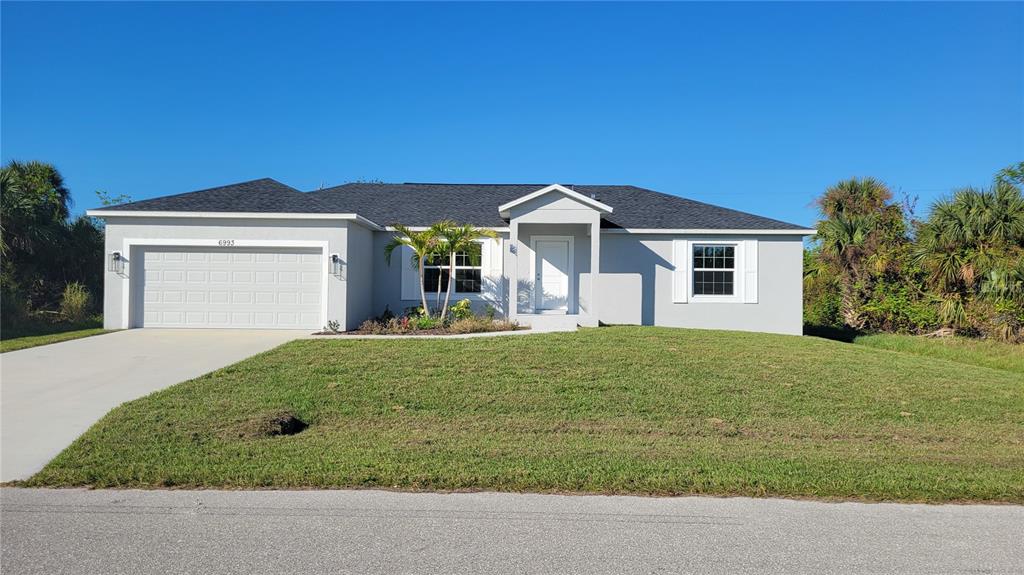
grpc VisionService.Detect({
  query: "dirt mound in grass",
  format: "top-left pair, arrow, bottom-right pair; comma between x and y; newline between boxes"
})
226,410 -> 308,439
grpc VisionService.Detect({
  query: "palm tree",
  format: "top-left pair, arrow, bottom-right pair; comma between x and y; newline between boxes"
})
436,223 -> 498,321
914,181 -> 1024,331
816,213 -> 875,329
427,220 -> 456,314
384,224 -> 440,318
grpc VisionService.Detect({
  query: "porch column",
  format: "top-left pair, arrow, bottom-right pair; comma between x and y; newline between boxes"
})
589,217 -> 600,326
508,219 -> 519,323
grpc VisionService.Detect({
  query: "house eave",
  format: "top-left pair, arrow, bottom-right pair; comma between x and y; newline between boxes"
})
85,210 -> 385,231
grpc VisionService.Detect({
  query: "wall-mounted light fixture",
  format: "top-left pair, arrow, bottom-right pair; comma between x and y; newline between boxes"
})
108,251 -> 124,274
330,253 -> 344,277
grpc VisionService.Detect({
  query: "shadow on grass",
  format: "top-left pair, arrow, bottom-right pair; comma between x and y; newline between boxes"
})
803,324 -> 863,343
1,314 -> 103,340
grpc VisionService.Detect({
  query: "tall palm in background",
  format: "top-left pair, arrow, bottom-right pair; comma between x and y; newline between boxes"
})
813,177 -> 901,329
914,180 -> 1024,333
436,224 -> 498,321
816,213 -> 876,329
0,160 -> 71,260
384,225 -> 440,318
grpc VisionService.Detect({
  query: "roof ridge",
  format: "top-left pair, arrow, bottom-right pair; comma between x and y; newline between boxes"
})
625,185 -> 807,228
402,182 -> 553,186
93,177 -> 314,212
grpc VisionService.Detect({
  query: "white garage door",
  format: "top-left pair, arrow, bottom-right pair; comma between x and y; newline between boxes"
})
136,246 -> 323,329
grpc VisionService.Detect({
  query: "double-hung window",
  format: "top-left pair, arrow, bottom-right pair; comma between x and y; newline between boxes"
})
423,242 -> 483,294
692,244 -> 735,296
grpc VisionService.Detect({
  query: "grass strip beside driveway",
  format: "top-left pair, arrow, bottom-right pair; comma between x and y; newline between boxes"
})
1,328 -> 111,353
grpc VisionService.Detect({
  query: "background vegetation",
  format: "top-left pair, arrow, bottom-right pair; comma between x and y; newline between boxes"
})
805,162 -> 1024,342
1,160 -> 110,337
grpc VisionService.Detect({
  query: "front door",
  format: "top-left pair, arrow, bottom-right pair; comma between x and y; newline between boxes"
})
534,238 -> 571,311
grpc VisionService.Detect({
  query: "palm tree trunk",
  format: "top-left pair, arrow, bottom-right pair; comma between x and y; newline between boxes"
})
440,253 -> 456,321
435,271 -> 443,316
840,279 -> 864,330
418,256 -> 431,318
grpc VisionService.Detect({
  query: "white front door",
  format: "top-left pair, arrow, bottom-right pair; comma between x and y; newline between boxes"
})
534,238 -> 571,311
135,246 -> 323,329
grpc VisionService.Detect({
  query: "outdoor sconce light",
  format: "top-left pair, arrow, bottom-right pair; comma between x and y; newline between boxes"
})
330,253 -> 343,277
108,251 -> 124,274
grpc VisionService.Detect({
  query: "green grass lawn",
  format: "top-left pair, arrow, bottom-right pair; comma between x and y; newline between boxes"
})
853,333 -> 1024,375
24,327 -> 1024,502
1,316 -> 110,353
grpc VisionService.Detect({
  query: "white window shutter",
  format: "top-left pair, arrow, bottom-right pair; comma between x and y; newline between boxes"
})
672,239 -> 688,303
481,238 -> 502,301
400,245 -> 419,301
490,239 -> 503,276
743,239 -> 758,303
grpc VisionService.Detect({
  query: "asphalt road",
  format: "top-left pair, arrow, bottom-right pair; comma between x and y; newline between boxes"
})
2,488 -> 1021,574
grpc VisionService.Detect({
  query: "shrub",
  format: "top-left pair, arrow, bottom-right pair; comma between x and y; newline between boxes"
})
414,315 -> 441,330
357,319 -> 382,334
375,305 -> 395,322
59,282 -> 91,323
1,279 -> 28,330
448,298 -> 473,321
860,287 -> 939,334
448,317 -> 519,334
804,289 -> 842,328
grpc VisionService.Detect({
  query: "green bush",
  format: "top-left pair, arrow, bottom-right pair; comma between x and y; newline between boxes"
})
59,282 -> 92,323
1,279 -> 28,330
804,289 -> 842,328
861,287 -> 939,334
448,298 -> 473,321
414,315 -> 441,330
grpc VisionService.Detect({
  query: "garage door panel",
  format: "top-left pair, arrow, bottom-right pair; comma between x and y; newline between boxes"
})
138,246 -> 322,329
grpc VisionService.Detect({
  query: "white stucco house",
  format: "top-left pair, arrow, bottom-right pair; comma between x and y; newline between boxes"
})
87,179 -> 815,335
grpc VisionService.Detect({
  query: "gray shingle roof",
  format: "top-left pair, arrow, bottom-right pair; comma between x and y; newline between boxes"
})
310,183 -> 809,230
95,179 -> 809,230
92,178 -> 334,214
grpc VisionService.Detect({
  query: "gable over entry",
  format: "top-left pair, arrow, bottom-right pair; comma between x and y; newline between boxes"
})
503,184 -> 612,328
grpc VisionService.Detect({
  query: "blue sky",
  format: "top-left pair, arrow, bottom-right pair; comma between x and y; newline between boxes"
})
2,2 -> 1021,226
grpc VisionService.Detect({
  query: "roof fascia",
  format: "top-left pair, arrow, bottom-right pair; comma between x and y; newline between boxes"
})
86,210 -> 385,231
497,184 -> 614,217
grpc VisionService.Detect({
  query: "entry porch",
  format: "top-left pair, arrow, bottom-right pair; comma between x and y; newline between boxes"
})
500,185 -> 612,331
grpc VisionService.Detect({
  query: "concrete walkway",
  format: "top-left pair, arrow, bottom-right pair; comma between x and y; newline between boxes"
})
0,329 -> 302,481
1,488 -> 1020,574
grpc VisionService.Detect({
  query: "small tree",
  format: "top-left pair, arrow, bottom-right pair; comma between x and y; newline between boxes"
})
384,225 -> 439,318
436,223 -> 498,321
428,220 -> 456,314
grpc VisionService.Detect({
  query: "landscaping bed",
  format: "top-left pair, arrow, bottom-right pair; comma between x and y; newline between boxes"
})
319,317 -> 522,336
315,301 -> 521,336
24,327 -> 1024,503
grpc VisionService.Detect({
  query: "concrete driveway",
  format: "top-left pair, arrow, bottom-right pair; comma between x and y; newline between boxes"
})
0,329 -> 302,482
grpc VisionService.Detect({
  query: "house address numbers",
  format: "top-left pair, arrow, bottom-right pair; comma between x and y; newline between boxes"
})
218,239 -> 235,246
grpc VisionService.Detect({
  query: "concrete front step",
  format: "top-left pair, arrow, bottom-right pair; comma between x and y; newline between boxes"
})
515,313 -> 584,332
